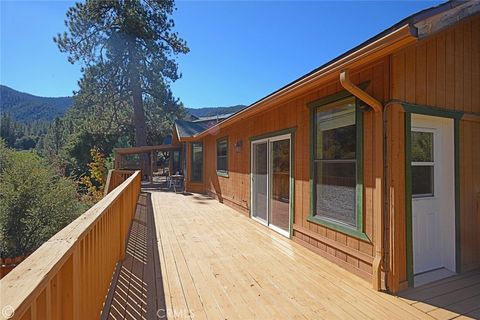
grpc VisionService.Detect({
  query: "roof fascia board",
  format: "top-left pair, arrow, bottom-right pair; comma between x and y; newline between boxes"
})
414,1 -> 480,39
115,145 -> 181,155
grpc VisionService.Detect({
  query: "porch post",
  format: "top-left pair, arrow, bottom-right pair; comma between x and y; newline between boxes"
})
149,151 -> 153,184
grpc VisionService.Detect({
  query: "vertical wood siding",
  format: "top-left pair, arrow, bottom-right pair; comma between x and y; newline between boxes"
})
195,58 -> 389,281
385,103 -> 407,293
389,14 -> 480,291
391,15 -> 480,113
459,119 -> 480,271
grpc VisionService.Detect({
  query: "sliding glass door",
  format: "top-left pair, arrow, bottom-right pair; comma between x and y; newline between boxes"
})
252,141 -> 268,223
270,138 -> 290,233
251,134 -> 291,237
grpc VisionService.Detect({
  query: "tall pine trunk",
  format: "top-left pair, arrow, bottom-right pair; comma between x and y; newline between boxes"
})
128,41 -> 148,177
131,82 -> 147,147
128,43 -> 147,147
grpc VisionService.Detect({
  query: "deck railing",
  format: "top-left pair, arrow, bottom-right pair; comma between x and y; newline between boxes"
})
104,169 -> 136,195
0,170 -> 141,320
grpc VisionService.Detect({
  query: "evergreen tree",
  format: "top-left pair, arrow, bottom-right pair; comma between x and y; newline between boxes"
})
0,113 -> 50,151
0,141 -> 82,258
54,0 -> 189,149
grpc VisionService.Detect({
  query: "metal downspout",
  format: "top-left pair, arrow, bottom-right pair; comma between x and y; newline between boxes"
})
340,70 -> 384,291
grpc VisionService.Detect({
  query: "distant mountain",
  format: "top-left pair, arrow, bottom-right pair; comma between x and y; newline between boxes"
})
0,85 -> 246,123
186,105 -> 246,118
0,85 -> 73,122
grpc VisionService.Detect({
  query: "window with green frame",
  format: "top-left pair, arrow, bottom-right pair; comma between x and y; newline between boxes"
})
216,137 -> 228,174
190,142 -> 203,182
311,96 -> 363,232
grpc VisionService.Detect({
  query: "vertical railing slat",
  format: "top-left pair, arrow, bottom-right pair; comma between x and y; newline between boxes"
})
72,246 -> 80,320
0,171 -> 140,320
46,281 -> 52,320
30,299 -> 37,320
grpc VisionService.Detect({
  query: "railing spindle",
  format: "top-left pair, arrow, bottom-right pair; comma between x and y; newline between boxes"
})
0,171 -> 140,320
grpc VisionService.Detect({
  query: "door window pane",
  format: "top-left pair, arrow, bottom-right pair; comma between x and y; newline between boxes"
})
270,139 -> 290,232
412,166 -> 434,196
412,131 -> 433,162
411,131 -> 434,197
191,142 -> 203,182
172,151 -> 181,174
252,142 -> 268,222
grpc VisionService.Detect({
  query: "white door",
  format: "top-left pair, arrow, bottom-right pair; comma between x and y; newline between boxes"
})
251,134 -> 291,237
411,114 -> 455,285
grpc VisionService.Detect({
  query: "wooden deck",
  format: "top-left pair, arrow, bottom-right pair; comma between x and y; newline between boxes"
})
399,271 -> 480,319
103,190 -> 480,319
102,192 -> 166,319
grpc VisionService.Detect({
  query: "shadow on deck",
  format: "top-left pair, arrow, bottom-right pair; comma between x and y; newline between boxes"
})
398,270 -> 480,319
101,193 -> 167,319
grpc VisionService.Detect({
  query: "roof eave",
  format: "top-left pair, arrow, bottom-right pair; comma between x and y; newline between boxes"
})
190,23 -> 417,141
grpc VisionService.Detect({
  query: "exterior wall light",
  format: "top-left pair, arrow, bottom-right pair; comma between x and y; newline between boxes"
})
234,139 -> 243,153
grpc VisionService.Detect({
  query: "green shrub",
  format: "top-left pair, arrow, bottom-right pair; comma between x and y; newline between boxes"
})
0,141 -> 82,258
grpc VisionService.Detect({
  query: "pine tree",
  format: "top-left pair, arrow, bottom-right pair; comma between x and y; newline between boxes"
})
54,0 -> 189,150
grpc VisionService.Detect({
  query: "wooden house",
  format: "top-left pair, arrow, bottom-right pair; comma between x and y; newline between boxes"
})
173,1 -> 480,293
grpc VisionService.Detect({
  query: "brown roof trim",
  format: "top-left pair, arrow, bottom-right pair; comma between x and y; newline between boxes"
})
189,24 -> 416,140
186,1 -> 467,141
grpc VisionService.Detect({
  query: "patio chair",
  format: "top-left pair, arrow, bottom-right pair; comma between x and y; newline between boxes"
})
169,172 -> 184,193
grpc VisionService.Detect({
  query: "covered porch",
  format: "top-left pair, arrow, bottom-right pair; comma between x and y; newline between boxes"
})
101,189 -> 480,319
114,144 -> 182,183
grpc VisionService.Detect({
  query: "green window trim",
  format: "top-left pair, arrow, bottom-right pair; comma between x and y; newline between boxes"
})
216,170 -> 229,177
402,103 -> 462,287
216,136 -> 229,177
308,93 -> 369,242
190,141 -> 203,183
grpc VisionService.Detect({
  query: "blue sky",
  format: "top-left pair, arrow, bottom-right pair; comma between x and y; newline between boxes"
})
1,1 -> 442,108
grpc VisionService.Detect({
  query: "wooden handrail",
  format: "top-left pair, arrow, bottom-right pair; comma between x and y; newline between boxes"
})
0,171 -> 141,320
104,169 -> 136,195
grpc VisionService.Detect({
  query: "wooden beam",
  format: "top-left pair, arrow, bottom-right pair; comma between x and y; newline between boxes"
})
115,144 -> 181,155
462,112 -> 480,123
414,1 -> 480,39
340,70 -> 382,112
149,151 -> 154,184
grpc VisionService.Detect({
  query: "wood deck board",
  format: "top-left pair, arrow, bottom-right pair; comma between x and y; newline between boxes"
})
101,193 -> 166,320
148,191 -> 435,319
103,190 -> 480,319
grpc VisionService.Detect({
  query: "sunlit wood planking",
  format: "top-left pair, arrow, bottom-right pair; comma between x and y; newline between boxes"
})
148,190 -> 472,319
